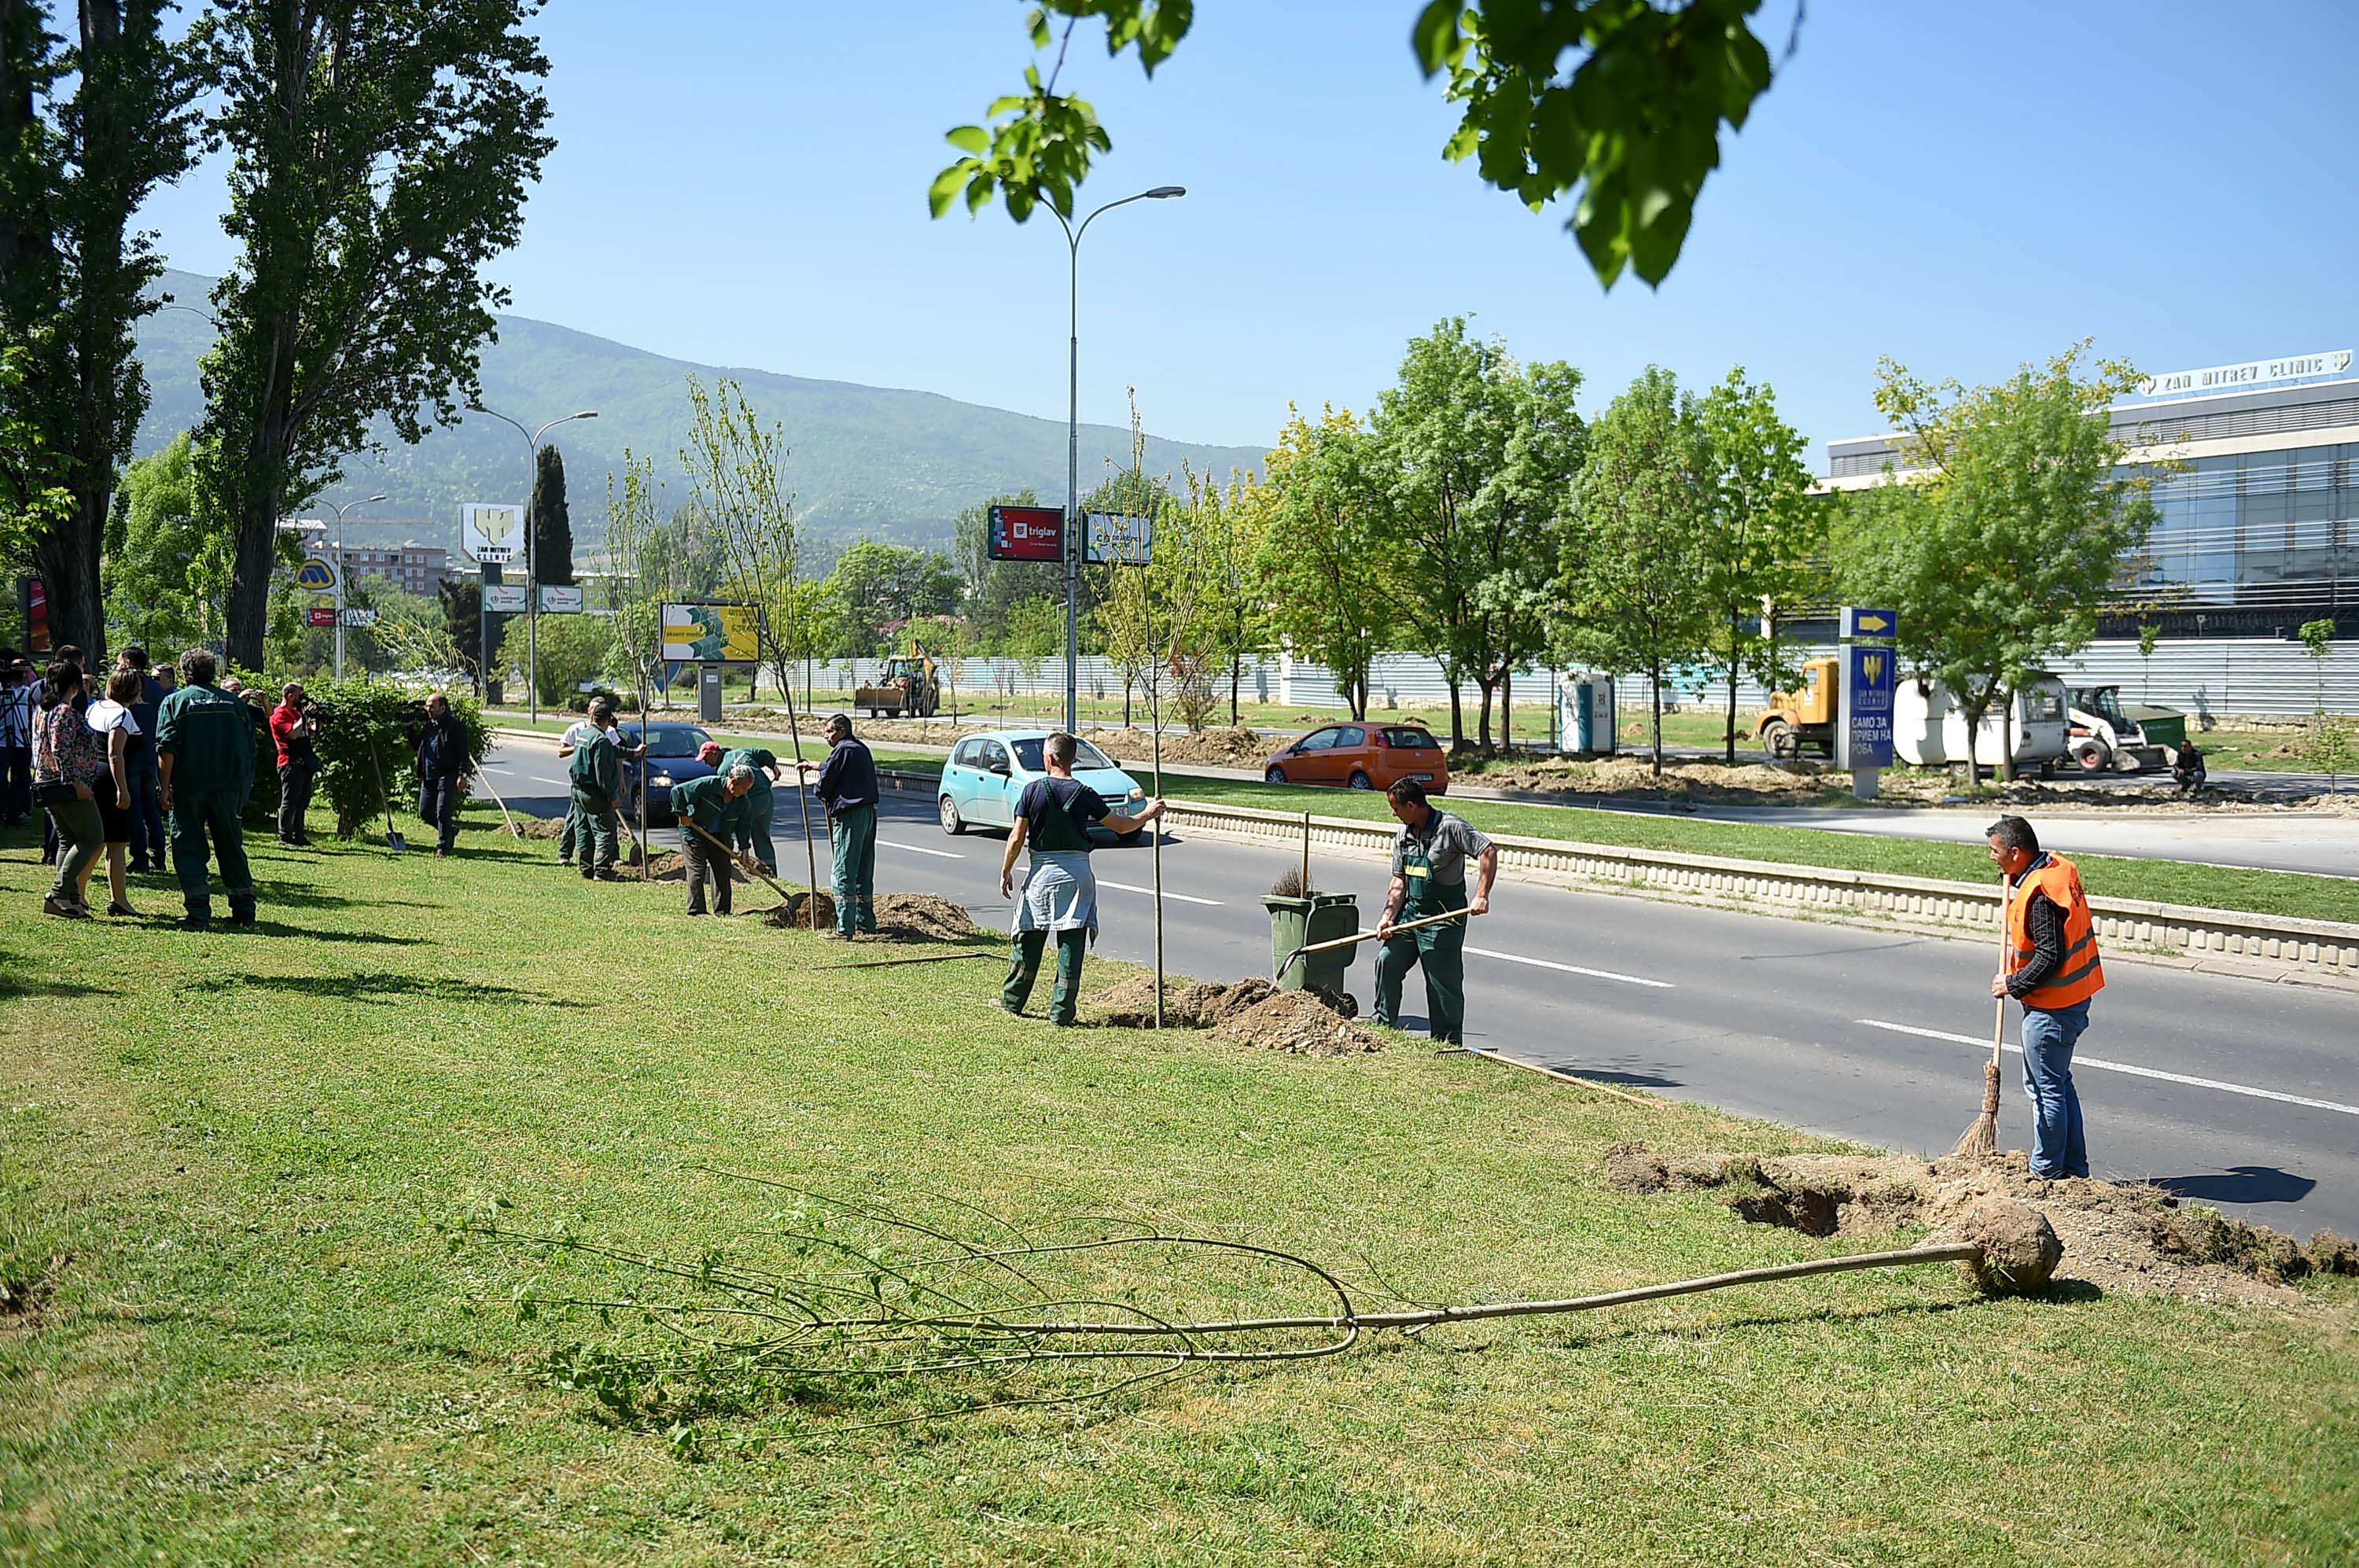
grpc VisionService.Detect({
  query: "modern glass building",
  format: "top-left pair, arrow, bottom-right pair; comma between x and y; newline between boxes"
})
1820,355 -> 2359,639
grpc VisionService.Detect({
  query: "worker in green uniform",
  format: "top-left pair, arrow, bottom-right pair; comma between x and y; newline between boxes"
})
153,647 -> 257,929
719,744 -> 782,874
995,731 -> 1164,1024
1373,778 -> 1498,1045
672,765 -> 756,915
568,698 -> 626,880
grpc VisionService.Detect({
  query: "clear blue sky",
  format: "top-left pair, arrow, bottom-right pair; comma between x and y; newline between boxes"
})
135,0 -> 2359,466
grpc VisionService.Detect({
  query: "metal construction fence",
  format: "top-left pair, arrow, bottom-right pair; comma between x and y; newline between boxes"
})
755,636 -> 2359,726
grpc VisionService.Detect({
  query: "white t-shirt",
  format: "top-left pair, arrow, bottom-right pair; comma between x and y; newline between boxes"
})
84,698 -> 140,738
560,720 -> 598,749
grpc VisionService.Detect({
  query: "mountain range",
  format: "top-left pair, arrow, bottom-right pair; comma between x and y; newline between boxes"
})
131,269 -> 1266,561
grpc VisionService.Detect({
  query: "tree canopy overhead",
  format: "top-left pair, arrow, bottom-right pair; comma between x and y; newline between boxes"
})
932,0 -> 1790,289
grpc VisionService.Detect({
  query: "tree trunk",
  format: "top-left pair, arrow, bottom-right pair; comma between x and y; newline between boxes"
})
1960,690 -> 1985,790
1502,671 -> 1511,752
1725,613 -> 1742,766
1230,650 -> 1241,727
30,490 -> 106,662
226,483 -> 284,670
1475,675 -> 1495,751
1649,658 -> 1665,777
1448,679 -> 1464,750
1999,694 -> 2017,784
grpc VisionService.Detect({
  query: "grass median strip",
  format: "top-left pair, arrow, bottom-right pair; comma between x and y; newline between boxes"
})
1151,776 -> 2359,926
3,811 -> 2357,1562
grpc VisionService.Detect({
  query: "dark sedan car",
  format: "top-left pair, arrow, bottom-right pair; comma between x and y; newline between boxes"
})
617,722 -> 717,823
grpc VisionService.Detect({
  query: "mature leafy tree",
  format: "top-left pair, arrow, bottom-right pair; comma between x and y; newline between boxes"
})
197,0 -> 554,670
999,593 -> 1062,671
1562,365 -> 1716,775
529,441 -> 573,586
1367,317 -> 1582,749
1695,366 -> 1817,763
822,540 -> 962,658
104,430 -> 234,653
498,609 -> 609,707
1835,344 -> 2157,783
0,0 -> 200,661
933,1 -> 1787,289
1250,407 -> 1389,721
1171,465 -> 1262,725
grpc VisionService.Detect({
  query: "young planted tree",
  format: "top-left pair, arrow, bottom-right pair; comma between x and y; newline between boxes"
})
196,0 -> 553,670
679,375 -> 821,919
602,450 -> 665,867
2136,621 -> 2161,702
1835,344 -> 2157,784
2298,618 -> 2351,793
1696,367 -> 1817,764
1564,366 -> 1716,776
1252,407 -> 1388,722
0,0 -> 201,659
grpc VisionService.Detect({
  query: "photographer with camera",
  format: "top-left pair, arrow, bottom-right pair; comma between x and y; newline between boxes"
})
269,682 -> 322,846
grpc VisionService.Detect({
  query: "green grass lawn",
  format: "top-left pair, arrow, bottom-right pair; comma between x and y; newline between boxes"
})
4,812 -> 2357,1563
1149,777 -> 2359,926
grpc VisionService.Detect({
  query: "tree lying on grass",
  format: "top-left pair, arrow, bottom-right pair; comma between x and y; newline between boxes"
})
459,1175 -> 2057,1441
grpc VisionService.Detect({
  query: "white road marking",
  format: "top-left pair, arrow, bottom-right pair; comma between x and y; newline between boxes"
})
881,841 -> 964,859
1855,1018 -> 2359,1117
1095,879 -> 1224,907
1466,946 -> 1675,988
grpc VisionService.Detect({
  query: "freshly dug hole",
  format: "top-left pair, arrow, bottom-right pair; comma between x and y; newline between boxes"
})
1606,1142 -> 2359,1306
644,851 -> 749,883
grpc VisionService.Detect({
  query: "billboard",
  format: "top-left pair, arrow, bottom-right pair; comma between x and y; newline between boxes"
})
1084,510 -> 1154,565
481,583 -> 528,613
661,602 -> 761,662
461,502 -> 524,564
539,585 -> 583,613
988,504 -> 1065,562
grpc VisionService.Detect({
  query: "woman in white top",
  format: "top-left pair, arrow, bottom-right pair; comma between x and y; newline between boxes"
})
83,666 -> 146,916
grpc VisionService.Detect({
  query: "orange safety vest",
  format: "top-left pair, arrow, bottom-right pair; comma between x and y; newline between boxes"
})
2006,853 -> 2105,1009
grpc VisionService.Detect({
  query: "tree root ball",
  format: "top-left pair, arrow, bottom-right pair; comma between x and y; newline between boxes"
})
1945,1198 -> 2063,1295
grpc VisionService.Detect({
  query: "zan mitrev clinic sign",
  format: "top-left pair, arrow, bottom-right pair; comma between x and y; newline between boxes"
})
661,602 -> 761,662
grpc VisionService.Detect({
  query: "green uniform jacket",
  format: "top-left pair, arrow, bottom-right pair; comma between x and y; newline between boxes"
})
155,682 -> 257,797
672,774 -> 746,837
569,731 -> 622,801
719,746 -> 777,780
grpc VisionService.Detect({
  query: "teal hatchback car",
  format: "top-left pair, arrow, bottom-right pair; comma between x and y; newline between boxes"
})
937,730 -> 1144,838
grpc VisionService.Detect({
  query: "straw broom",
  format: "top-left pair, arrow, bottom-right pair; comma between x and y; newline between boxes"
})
1953,872 -> 2013,1158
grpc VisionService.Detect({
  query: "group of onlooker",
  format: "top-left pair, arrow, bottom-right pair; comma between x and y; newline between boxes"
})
9,641 -> 261,925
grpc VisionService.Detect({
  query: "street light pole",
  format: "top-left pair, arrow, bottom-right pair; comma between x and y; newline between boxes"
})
329,493 -> 388,678
476,407 -> 598,720
1050,185 -> 1186,733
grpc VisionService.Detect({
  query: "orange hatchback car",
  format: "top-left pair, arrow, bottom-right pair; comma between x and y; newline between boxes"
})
1262,721 -> 1449,793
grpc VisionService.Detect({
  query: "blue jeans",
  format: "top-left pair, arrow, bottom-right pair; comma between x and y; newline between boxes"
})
2020,999 -> 2091,1180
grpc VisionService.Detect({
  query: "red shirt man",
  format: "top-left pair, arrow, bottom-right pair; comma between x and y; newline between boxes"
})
268,682 -> 318,846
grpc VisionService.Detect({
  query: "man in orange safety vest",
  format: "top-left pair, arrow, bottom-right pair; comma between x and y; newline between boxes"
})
1986,815 -> 2105,1180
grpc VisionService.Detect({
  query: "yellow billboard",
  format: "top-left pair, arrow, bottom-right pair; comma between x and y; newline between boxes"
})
661,602 -> 761,662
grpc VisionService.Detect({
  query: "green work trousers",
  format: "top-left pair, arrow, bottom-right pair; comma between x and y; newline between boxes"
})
830,804 -> 877,937
558,796 -> 582,862
732,782 -> 777,874
571,786 -> 618,875
1375,890 -> 1469,1043
172,786 -> 254,921
1004,928 -> 1088,1025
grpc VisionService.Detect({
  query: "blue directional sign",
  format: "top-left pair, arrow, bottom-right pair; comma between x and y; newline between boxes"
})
1838,606 -> 1897,771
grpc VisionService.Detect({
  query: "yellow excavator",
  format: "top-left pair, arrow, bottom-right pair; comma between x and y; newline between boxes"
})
854,638 -> 941,718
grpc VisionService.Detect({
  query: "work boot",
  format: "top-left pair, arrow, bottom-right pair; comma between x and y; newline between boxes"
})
174,913 -> 210,930
226,908 -> 257,928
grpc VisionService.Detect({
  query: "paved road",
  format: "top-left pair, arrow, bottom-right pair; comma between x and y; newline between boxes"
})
484,740 -> 2359,1240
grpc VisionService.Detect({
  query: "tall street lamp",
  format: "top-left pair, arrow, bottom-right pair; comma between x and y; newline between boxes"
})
1051,184 -> 1185,732
477,406 -> 598,721
329,492 -> 388,678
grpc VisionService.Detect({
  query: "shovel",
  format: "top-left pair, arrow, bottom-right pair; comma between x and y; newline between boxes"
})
1276,907 -> 1472,979
366,738 -> 407,852
685,819 -> 801,911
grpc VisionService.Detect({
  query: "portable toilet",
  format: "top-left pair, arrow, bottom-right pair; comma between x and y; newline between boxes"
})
1558,671 -> 1617,754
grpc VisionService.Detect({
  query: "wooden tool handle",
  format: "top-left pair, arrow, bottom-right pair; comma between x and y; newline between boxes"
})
1294,907 -> 1470,959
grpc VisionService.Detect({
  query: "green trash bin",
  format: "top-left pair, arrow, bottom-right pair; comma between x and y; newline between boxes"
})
1265,892 -> 1360,995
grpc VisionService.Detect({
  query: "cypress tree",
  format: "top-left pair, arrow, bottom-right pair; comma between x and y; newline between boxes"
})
530,443 -> 573,585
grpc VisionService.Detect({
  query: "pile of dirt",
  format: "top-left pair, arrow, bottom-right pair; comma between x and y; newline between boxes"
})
757,891 -> 986,943
1209,989 -> 1386,1056
644,851 -> 751,883
1095,975 -> 1280,1029
510,816 -> 566,839
870,893 -> 985,941
1603,1142 -> 2359,1306
1463,753 -> 1842,805
1085,726 -> 1271,769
